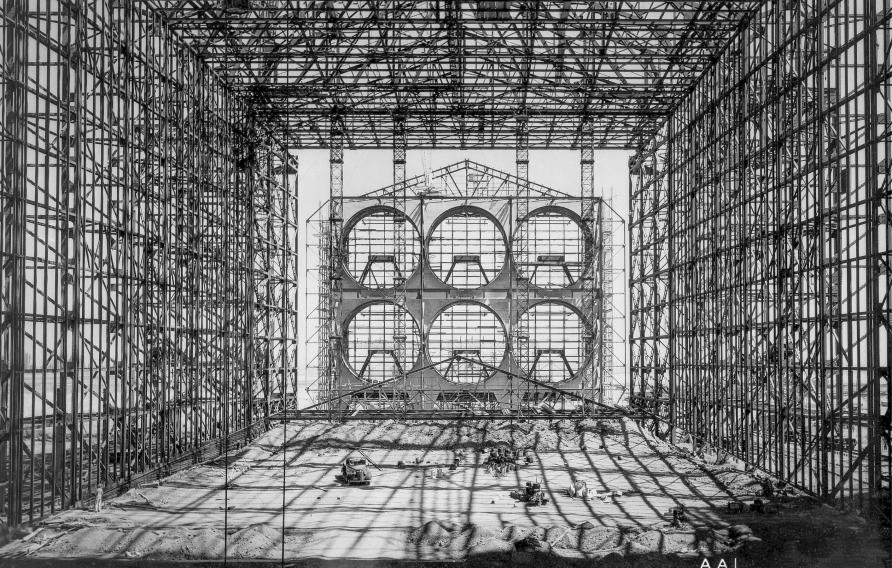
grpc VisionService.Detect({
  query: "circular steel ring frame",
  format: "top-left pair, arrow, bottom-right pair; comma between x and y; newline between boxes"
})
513,300 -> 593,384
512,206 -> 594,289
425,206 -> 508,289
427,300 -> 508,384
342,300 -> 422,383
342,205 -> 422,289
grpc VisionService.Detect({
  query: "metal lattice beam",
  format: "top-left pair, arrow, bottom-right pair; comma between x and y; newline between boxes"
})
147,1 -> 763,148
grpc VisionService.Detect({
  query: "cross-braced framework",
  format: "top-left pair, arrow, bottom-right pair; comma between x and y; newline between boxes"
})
2,0 -> 887,544
0,0 -> 298,527
148,1 -> 764,149
630,1 -> 891,524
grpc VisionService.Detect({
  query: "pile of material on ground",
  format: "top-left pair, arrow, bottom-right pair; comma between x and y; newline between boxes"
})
408,519 -> 746,557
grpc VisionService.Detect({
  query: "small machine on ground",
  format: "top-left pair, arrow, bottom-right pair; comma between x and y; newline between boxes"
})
485,445 -> 523,476
341,455 -> 372,485
511,479 -> 549,506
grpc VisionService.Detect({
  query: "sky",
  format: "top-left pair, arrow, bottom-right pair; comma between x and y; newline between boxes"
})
294,148 -> 633,402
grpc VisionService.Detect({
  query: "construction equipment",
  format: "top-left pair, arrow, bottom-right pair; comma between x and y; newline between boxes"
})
485,445 -> 521,476
727,501 -> 745,514
341,455 -> 372,485
512,479 -> 549,506
669,505 -> 688,527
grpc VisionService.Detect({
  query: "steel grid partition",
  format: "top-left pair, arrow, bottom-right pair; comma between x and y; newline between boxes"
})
0,0 -> 298,527
307,162 -> 622,418
630,1 -> 891,522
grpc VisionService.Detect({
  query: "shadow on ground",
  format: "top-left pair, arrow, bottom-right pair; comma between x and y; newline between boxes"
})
0,418 -> 886,567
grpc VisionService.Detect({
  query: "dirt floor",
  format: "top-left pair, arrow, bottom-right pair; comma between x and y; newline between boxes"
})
0,418 -> 887,567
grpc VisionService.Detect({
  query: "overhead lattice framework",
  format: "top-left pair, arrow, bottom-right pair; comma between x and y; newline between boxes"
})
147,1 -> 764,149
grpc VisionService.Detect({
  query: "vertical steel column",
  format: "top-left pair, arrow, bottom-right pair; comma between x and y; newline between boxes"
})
595,200 -> 606,407
666,120 -> 675,443
116,0 -> 134,489
513,6 -> 534,416
580,118 -> 597,412
285,152 -> 299,410
628,125 -> 671,437
61,0 -> 83,505
1,0 -> 27,529
329,116 -> 344,421
515,114 -> 528,182
877,0 -> 892,535
393,116 -> 406,187
513,114 -> 529,416
242,120 -> 257,429
257,141 -> 272,423
392,115 -> 408,415
862,0 -> 883,507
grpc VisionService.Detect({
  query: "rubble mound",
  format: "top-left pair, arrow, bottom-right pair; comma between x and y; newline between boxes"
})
409,520 -> 456,547
227,523 -> 283,558
406,520 -> 752,558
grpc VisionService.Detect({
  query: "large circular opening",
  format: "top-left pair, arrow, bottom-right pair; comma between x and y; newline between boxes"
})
344,207 -> 420,289
427,208 -> 506,289
428,301 -> 507,383
514,302 -> 590,383
344,302 -> 421,382
513,208 -> 590,288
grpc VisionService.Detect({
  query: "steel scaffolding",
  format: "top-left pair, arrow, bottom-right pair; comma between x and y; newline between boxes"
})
1,0 -> 887,542
630,1 -> 891,522
0,0 -> 298,527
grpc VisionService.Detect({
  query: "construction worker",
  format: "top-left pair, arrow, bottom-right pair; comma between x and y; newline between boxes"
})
94,483 -> 104,513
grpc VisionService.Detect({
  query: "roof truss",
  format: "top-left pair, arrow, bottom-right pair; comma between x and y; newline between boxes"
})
150,1 -> 764,148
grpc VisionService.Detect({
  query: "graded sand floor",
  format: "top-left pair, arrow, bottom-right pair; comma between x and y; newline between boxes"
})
1,419 -> 885,567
